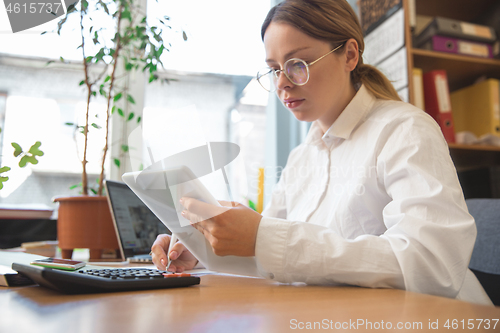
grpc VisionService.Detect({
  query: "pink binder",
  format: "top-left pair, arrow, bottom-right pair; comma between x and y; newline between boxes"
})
423,35 -> 493,58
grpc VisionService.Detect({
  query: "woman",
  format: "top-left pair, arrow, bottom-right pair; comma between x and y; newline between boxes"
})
150,0 -> 492,305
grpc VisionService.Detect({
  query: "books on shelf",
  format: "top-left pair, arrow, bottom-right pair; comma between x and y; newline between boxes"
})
422,70 -> 456,143
0,203 -> 54,220
450,78 -> 500,138
416,17 -> 497,46
419,35 -> 494,59
415,16 -> 498,59
412,68 -> 425,111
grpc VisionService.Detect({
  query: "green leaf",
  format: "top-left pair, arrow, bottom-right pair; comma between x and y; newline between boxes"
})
113,93 -> 123,102
0,176 -> 8,190
65,122 -> 75,126
91,91 -> 97,97
81,0 -> 88,10
69,183 -> 81,190
111,106 -> 116,114
127,112 -> 134,121
11,143 -> 22,157
90,188 -> 97,195
19,155 -> 38,167
125,63 -> 134,71
99,1 -> 109,14
114,158 -> 121,168
91,123 -> 101,129
248,199 -> 256,211
137,116 -> 142,124
117,108 -> 124,117
121,145 -> 129,153
79,80 -> 85,86
126,95 -> 135,104
66,3 -> 76,13
122,9 -> 131,21
149,74 -> 158,83
60,56 -> 65,63
104,75 -> 111,82
28,141 -> 44,157
85,56 -> 93,63
0,166 -> 11,174
99,87 -> 106,97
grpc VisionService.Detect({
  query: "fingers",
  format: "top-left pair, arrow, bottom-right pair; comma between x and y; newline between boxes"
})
150,234 -> 170,270
181,197 -> 228,221
218,200 -> 239,208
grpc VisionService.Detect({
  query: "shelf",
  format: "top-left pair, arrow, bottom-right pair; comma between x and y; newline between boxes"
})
449,144 -> 500,171
415,0 -> 496,22
411,48 -> 500,92
448,143 -> 500,152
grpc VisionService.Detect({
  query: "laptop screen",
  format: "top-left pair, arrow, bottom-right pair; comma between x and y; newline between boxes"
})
105,180 -> 171,259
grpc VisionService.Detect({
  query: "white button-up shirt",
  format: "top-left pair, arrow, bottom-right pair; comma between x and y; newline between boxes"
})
255,85 -> 492,305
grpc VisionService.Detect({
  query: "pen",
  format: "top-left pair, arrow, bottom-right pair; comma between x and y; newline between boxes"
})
165,233 -> 178,272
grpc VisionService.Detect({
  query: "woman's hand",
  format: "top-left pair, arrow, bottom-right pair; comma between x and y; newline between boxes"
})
150,234 -> 198,272
180,198 -> 263,257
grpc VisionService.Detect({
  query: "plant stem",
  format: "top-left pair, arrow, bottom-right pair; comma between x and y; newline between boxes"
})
80,5 -> 90,196
98,1 -> 125,196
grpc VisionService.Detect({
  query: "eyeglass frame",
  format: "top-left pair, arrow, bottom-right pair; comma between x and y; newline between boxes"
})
256,43 -> 345,92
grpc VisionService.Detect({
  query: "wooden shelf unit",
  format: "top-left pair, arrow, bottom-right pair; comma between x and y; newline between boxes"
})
403,0 -> 500,168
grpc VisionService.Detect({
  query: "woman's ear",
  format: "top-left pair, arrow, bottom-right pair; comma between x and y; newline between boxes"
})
344,38 -> 359,73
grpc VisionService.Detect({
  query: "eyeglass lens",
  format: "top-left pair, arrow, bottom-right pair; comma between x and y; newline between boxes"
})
284,59 -> 308,85
257,59 -> 309,92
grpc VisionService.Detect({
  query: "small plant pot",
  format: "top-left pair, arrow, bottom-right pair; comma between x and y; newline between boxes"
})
54,196 -> 119,260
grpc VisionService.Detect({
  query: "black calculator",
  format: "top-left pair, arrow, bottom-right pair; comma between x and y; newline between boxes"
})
12,262 -> 200,294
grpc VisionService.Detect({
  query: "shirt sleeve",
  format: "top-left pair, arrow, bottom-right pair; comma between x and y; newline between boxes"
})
255,112 -> 476,299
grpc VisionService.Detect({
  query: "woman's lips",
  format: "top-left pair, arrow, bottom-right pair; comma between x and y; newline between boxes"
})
284,98 -> 305,109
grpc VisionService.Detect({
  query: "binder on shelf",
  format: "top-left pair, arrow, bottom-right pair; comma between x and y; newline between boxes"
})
450,78 -> 500,138
420,35 -> 494,59
423,70 -> 456,143
416,17 -> 497,46
412,68 -> 425,111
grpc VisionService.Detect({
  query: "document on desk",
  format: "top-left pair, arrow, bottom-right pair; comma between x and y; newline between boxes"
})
0,264 -> 35,286
123,171 -> 261,278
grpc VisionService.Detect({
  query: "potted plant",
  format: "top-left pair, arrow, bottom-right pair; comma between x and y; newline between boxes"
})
51,0 -> 186,259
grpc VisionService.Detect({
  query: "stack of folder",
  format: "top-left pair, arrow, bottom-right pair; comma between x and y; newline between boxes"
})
450,79 -> 500,138
416,17 -> 497,59
422,70 -> 456,143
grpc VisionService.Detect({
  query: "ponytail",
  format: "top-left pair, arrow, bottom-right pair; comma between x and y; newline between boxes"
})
352,62 -> 401,101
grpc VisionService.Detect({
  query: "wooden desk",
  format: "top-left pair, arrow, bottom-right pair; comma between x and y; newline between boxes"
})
1,274 -> 499,333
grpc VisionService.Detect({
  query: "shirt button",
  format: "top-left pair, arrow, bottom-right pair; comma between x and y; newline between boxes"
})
269,273 -> 275,279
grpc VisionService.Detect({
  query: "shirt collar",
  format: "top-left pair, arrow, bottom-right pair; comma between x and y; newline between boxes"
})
304,84 -> 376,147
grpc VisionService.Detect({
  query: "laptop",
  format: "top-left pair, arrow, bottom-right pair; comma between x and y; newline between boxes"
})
104,180 -> 172,263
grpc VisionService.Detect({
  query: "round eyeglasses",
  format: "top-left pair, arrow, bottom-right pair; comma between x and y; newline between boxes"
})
256,43 -> 344,92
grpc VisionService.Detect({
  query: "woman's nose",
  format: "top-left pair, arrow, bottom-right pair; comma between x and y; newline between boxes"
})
274,70 -> 293,91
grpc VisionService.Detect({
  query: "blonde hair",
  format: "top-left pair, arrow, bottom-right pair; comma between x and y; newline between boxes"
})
261,0 -> 401,101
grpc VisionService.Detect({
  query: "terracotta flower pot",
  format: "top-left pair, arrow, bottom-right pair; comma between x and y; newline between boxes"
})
54,196 -> 119,260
